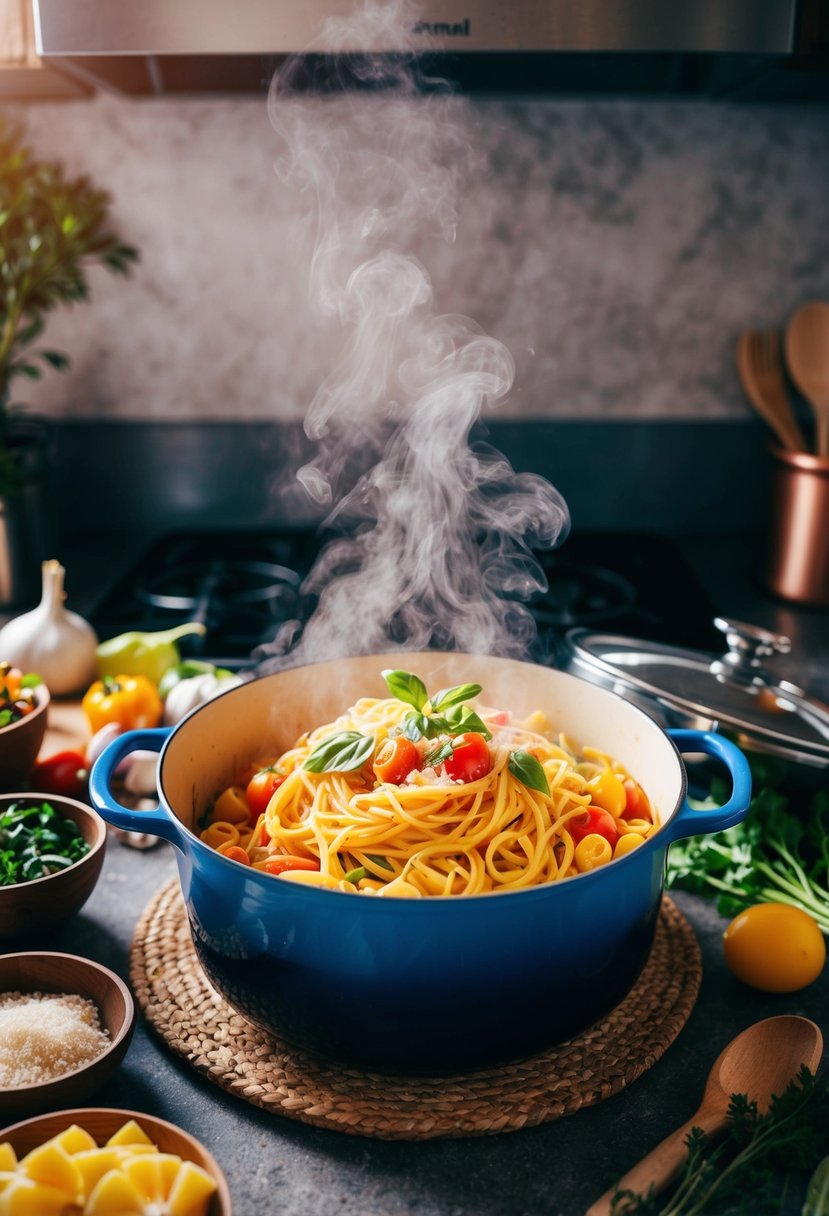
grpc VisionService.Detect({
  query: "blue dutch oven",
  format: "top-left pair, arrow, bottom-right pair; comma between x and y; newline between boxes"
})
90,652 -> 751,1073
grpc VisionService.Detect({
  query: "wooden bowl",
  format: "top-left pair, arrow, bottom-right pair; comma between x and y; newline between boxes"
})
0,952 -> 135,1119
0,1107 -> 232,1215
0,682 -> 49,791
0,792 -> 107,942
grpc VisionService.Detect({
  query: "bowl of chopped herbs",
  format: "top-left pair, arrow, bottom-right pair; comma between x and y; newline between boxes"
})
0,794 -> 106,941
0,666 -> 48,791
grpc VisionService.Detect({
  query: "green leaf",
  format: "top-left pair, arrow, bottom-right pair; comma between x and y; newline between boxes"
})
381,669 -> 428,710
508,750 -> 550,796
430,682 -> 482,711
366,854 -> 393,871
803,1156 -> 829,1215
398,712 -> 427,742
19,673 -> 41,688
39,350 -> 70,371
424,739 -> 455,768
443,704 -> 492,740
303,731 -> 374,774
343,866 -> 367,884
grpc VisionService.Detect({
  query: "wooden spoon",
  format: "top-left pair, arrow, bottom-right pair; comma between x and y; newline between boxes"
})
784,300 -> 829,457
586,1015 -> 823,1216
736,330 -> 807,452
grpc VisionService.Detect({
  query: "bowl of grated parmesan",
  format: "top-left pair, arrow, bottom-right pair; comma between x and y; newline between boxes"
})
0,951 -> 135,1118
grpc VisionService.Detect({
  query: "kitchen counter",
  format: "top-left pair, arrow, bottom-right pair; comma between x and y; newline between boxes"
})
4,529 -> 829,1216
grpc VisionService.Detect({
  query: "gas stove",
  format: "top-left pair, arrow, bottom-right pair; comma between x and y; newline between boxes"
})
89,528 -> 720,669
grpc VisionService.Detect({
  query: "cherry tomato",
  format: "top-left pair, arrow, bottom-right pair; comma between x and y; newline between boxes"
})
723,903 -> 826,992
567,805 -> 620,850
30,750 -> 90,801
221,846 -> 251,866
373,736 -> 419,785
245,766 -> 285,818
622,778 -> 651,821
587,770 -> 626,818
262,855 -> 320,876
443,733 -> 492,783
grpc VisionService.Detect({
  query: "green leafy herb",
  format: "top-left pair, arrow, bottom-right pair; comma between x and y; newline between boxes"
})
303,731 -> 374,774
398,712 -> 429,742
508,750 -> 550,796
803,1157 -> 829,1216
430,683 -> 482,711
443,703 -> 492,741
342,866 -> 367,885
18,673 -> 41,688
666,781 -> 829,934
0,800 -> 90,885
609,1067 -> 829,1216
424,739 -> 456,768
382,669 -> 428,710
366,854 -> 394,871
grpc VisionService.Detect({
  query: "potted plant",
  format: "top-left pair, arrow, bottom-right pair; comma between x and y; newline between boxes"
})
0,115 -> 138,607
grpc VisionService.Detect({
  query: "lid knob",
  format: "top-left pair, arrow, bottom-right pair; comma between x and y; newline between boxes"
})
712,617 -> 792,677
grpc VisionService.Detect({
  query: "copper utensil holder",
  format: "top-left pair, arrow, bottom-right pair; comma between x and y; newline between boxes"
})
766,446 -> 829,606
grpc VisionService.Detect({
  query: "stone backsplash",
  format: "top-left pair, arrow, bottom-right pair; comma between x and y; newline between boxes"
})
8,91 -> 829,424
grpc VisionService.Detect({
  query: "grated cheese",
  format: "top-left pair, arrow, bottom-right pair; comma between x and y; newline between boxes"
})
0,991 -> 110,1087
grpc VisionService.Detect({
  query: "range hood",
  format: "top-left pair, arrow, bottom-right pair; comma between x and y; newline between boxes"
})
32,0 -> 829,99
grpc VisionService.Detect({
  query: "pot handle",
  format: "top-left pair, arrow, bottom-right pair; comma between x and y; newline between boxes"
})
88,727 -> 184,849
663,729 -> 752,842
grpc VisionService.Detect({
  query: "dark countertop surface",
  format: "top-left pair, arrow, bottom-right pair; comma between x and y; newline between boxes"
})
3,528 -> 828,1216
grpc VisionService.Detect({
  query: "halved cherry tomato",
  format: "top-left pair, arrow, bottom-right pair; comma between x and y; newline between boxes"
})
262,855 -> 320,876
443,733 -> 492,783
245,766 -> 286,818
567,805 -> 620,850
373,736 -> 419,785
221,845 -> 251,866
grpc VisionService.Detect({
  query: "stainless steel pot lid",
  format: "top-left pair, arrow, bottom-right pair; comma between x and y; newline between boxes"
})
564,616 -> 829,767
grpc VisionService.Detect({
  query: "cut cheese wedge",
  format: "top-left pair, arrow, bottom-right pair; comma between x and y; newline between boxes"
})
85,1168 -> 146,1215
105,1122 -> 155,1149
19,1142 -> 81,1199
53,1127 -> 97,1157
121,1154 -> 183,1204
165,1161 -> 218,1216
0,1177 -> 76,1216
72,1150 -> 122,1197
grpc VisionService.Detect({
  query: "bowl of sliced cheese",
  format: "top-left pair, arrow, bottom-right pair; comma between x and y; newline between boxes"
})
0,1108 -> 232,1215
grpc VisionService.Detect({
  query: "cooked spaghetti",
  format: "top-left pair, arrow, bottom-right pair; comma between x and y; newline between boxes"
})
199,668 -> 656,896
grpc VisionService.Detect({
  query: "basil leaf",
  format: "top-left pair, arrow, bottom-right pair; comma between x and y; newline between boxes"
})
382,669 -> 428,710
303,731 -> 374,773
423,714 -> 451,739
398,712 -> 428,742
508,750 -> 550,796
19,673 -> 42,688
430,683 -> 482,711
424,739 -> 455,768
443,704 -> 492,741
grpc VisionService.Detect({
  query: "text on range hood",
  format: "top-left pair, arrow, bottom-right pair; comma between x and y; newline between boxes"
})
31,0 -> 829,98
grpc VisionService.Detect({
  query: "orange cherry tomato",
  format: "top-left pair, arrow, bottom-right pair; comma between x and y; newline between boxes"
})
723,903 -> 826,992
443,733 -> 492,783
373,736 -> 419,785
567,806 -> 620,850
221,846 -> 251,866
245,766 -> 286,818
262,855 -> 320,876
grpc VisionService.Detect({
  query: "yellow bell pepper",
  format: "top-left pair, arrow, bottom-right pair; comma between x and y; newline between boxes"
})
82,674 -> 163,733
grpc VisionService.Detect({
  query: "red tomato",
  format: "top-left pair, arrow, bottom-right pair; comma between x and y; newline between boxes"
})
30,750 -> 89,801
443,733 -> 492,783
568,806 -> 620,850
262,856 -> 320,876
373,736 -> 419,785
245,766 -> 285,818
623,779 -> 651,821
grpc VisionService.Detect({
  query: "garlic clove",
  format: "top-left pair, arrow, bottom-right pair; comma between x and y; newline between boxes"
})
0,559 -> 99,695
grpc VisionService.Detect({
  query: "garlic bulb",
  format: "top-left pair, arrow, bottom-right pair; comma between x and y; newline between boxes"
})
0,559 -> 99,695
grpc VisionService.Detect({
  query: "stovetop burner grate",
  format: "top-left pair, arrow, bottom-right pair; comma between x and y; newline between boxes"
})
89,529 -> 720,669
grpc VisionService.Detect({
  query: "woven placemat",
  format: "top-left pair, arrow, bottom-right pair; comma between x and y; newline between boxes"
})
130,878 -> 701,1141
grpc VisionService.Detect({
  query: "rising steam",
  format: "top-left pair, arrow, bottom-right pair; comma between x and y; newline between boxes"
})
256,0 -> 569,668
